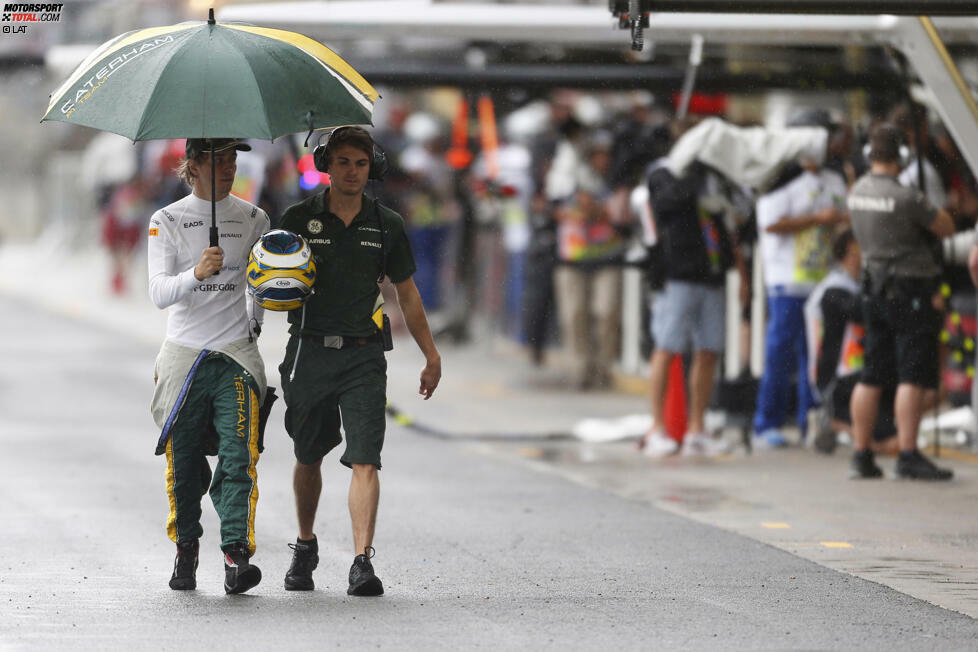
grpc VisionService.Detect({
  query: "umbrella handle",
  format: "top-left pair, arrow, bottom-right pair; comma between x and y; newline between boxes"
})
210,227 -> 219,275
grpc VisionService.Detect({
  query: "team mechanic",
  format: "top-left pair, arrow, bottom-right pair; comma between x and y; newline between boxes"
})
847,124 -> 955,481
148,138 -> 272,593
278,126 -> 441,596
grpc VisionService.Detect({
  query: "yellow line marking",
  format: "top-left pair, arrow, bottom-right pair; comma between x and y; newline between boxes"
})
820,541 -> 853,549
761,522 -> 791,529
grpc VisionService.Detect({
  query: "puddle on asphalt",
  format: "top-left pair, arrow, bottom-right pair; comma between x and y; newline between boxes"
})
660,485 -> 728,511
513,443 -> 763,512
515,439 -> 704,465
655,484 -> 768,513
516,443 -> 631,465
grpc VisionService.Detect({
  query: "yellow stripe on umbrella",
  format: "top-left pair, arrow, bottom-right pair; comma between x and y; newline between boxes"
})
224,24 -> 379,105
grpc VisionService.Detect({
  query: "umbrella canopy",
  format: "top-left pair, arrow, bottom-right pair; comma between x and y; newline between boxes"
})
41,16 -> 379,141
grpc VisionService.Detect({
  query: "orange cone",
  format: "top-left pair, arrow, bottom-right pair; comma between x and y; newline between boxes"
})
663,354 -> 687,444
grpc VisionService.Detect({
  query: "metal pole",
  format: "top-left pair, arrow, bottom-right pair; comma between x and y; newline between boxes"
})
676,34 -> 704,121
209,144 -> 220,276
209,145 -> 219,248
643,0 -> 977,15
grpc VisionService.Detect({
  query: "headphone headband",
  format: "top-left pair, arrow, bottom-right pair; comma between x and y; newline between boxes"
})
313,126 -> 388,181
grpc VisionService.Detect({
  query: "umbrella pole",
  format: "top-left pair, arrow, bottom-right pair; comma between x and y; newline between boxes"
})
209,145 -> 220,275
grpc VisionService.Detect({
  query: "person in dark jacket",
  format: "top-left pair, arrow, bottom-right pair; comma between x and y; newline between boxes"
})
641,161 -> 747,457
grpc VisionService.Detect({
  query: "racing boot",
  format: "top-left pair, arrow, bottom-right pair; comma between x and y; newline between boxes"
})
223,543 -> 262,595
169,539 -> 199,590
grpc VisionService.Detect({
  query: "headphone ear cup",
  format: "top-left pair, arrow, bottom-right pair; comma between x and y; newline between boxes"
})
369,143 -> 388,181
313,143 -> 328,173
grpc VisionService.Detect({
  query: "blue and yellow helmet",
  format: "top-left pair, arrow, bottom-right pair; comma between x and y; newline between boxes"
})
246,229 -> 316,311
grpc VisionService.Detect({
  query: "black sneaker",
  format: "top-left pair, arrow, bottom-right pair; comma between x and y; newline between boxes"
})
284,536 -> 319,591
347,546 -> 384,596
896,449 -> 953,481
169,539 -> 198,590
223,544 -> 262,594
849,449 -> 883,479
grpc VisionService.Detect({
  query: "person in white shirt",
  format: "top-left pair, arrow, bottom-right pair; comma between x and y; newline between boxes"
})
147,138 -> 271,594
753,122 -> 849,448
899,157 -> 947,211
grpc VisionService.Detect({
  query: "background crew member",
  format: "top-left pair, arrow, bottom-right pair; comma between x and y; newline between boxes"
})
278,127 -> 441,596
148,138 -> 271,593
847,124 -> 955,480
752,109 -> 849,448
641,160 -> 745,457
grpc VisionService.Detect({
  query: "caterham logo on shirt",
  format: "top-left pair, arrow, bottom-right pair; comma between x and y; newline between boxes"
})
307,219 -> 323,234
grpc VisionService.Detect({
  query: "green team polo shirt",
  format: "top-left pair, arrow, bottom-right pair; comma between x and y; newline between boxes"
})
279,191 -> 416,337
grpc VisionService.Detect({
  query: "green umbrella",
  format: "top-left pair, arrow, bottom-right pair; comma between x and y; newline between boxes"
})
42,10 -> 377,140
41,9 -> 379,244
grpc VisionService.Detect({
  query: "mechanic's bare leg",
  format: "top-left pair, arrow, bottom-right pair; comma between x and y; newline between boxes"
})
895,382 -> 925,452
349,463 -> 379,555
850,383 -> 881,452
648,349 -> 673,428
688,350 -> 718,434
294,460 -> 322,540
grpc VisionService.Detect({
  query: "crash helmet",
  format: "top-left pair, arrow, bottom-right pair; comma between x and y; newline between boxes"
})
246,229 -> 316,311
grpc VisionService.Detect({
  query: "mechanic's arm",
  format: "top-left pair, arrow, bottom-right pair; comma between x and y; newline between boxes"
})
394,277 -> 442,399
928,209 -> 955,239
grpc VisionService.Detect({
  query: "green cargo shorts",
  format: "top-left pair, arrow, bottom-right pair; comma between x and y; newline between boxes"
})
279,334 -> 387,468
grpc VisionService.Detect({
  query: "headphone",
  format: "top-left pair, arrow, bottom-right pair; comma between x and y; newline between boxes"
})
313,126 -> 388,181
862,142 -> 911,169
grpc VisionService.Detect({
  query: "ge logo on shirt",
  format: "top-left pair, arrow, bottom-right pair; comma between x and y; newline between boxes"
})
307,219 -> 323,234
